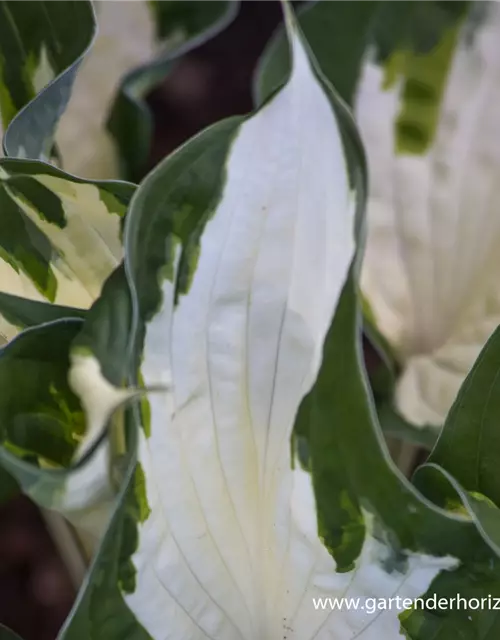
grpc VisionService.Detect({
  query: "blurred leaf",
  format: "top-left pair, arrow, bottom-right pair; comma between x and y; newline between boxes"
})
0,465 -> 18,504
371,0 -> 471,61
350,0 -> 494,432
378,401 -> 439,450
0,292 -> 85,330
108,0 -> 240,181
0,0 -> 95,160
426,325 -> 500,505
0,625 -> 22,640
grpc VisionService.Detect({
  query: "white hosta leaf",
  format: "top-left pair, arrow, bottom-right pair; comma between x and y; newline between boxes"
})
68,11 -> 458,639
357,3 -> 500,426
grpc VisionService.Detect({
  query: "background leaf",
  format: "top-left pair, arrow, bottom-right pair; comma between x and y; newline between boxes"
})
0,0 -> 95,161
107,0 -> 240,181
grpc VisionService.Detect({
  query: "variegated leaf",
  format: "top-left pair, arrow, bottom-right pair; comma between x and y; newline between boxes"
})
0,0 -> 95,162
0,159 -> 134,341
0,318 -> 116,542
0,0 -> 238,181
3,3 -> 500,640
55,7 -> 500,640
356,1 -> 500,428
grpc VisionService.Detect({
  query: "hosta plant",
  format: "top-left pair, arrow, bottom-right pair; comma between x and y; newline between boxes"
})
2,1 -> 500,639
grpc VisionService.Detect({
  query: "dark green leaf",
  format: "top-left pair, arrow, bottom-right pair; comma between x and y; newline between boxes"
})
0,625 -> 22,640
0,184 -> 56,299
0,292 -> 85,330
414,463 -> 500,556
427,325 -> 500,505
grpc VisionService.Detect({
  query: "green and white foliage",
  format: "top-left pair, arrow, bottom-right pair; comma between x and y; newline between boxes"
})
33,5 -> 500,640
110,15 -> 365,639
0,0 -> 95,161
0,0 -> 238,181
0,0 -> 239,341
0,160 -> 133,342
357,1 -> 500,429
58,0 -> 238,181
3,2 -> 500,640
0,0 -> 135,340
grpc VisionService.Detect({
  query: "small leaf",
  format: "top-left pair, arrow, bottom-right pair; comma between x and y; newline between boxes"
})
378,402 -> 438,450
427,324 -> 500,505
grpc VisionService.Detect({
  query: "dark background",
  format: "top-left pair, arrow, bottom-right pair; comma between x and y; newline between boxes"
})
0,3 -> 284,638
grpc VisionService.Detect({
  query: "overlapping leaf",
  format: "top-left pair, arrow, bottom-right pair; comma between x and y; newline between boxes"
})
0,0 -> 239,182
0,0 -> 95,161
108,0 -> 240,181
2,2 -> 500,640
0,159 -> 134,341
256,0 -> 477,442
256,0 -> 470,111
0,0 -> 138,340
0,0 -> 240,339
414,324 -> 500,557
